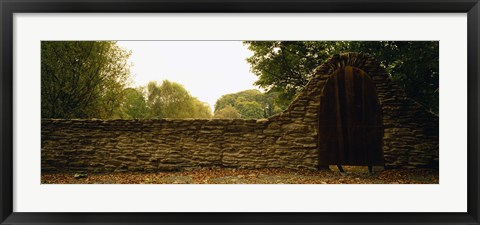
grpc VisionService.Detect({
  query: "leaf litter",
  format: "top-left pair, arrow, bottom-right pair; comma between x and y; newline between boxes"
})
42,167 -> 438,184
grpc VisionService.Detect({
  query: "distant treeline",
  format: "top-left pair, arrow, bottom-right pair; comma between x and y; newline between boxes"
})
119,86 -> 283,120
41,41 -> 438,119
121,80 -> 212,119
214,89 -> 284,119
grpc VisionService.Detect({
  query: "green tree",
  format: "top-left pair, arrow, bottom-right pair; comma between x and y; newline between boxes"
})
244,41 -> 336,109
41,41 -> 131,119
213,105 -> 242,119
118,87 -> 148,119
347,41 -> 439,114
214,89 -> 264,112
214,94 -> 236,113
235,101 -> 264,119
191,99 -> 213,119
244,41 -> 439,114
146,80 -> 212,119
214,89 -> 283,119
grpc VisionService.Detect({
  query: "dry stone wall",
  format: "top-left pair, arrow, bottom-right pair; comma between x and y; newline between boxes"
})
41,52 -> 439,173
41,118 -> 319,172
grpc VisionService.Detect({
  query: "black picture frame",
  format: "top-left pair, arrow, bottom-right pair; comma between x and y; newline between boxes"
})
1,0 -> 479,224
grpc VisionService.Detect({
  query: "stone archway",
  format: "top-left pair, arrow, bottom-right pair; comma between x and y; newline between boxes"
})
277,52 -> 438,169
317,66 -> 384,167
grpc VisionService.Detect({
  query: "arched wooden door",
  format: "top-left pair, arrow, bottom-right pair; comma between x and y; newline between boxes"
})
318,66 -> 384,167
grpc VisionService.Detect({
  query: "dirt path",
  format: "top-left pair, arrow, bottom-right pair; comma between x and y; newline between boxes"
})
42,167 -> 438,184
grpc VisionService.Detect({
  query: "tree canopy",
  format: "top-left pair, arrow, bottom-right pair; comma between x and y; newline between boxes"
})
145,80 -> 212,119
41,41 -> 211,120
41,41 -> 131,119
213,105 -> 242,119
214,89 -> 283,119
244,41 -> 439,114
117,87 -> 148,119
42,41 -> 438,120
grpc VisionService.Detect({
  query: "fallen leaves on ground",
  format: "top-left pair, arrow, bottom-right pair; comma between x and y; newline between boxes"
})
41,167 -> 438,184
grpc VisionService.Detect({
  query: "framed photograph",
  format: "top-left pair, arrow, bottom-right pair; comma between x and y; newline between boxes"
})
1,0 -> 479,224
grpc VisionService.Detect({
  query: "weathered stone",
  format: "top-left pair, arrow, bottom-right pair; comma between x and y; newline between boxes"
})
282,123 -> 309,133
41,52 -> 438,173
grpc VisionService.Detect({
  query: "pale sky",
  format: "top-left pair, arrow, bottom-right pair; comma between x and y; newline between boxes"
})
116,41 -> 260,111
